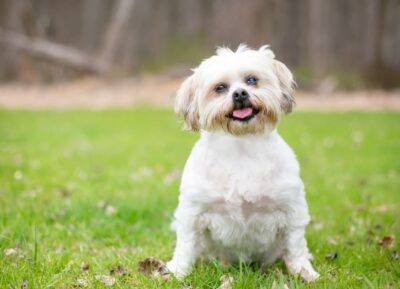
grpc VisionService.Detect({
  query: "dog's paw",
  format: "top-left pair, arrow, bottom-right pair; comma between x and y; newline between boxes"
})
286,257 -> 319,283
166,260 -> 189,279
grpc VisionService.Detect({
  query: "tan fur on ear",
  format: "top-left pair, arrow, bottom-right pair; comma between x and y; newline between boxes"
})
273,60 -> 295,113
174,74 -> 200,131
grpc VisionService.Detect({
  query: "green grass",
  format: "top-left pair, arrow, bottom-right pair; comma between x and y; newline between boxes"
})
0,109 -> 399,288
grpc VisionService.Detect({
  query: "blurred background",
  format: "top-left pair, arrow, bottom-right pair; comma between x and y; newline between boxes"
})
0,0 -> 399,108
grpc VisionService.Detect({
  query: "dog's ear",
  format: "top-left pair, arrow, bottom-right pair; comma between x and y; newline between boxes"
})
273,60 -> 295,113
175,74 -> 200,131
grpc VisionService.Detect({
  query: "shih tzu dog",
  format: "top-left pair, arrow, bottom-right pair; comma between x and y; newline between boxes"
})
166,45 -> 319,282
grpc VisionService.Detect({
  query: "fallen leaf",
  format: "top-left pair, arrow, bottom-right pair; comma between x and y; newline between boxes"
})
311,222 -> 325,231
163,169 -> 181,185
96,201 -> 117,216
76,278 -> 88,287
130,167 -> 153,181
57,187 -> 73,198
110,265 -> 126,277
14,170 -> 23,181
80,261 -> 89,271
325,252 -> 338,260
3,248 -> 17,256
105,205 -> 117,216
138,257 -> 169,279
327,237 -> 339,245
357,178 -> 367,186
95,275 -> 115,286
378,236 -> 395,248
97,200 -> 107,209
20,280 -> 28,289
217,275 -> 233,289
372,205 -> 390,213
366,230 -> 376,244
355,205 -> 366,212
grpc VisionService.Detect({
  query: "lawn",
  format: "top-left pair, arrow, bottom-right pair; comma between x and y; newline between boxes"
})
0,109 -> 399,289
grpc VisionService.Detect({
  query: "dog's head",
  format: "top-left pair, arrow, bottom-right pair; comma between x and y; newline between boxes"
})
175,44 -> 295,135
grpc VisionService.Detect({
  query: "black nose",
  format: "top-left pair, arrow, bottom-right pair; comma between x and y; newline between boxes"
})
232,88 -> 249,103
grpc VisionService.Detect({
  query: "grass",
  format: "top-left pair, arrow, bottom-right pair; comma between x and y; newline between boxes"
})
0,109 -> 399,288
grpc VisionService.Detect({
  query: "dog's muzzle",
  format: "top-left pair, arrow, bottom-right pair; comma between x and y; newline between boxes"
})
228,88 -> 259,121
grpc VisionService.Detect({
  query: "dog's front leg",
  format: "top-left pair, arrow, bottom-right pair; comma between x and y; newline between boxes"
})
283,226 -> 319,283
167,208 -> 203,278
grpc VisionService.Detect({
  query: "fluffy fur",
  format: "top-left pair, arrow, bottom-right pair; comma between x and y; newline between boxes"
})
167,45 -> 319,282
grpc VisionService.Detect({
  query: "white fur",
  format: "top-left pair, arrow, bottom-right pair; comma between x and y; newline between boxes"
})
167,45 -> 319,282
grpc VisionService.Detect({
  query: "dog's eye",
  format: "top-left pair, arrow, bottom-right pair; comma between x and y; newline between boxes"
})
246,76 -> 258,86
215,83 -> 228,94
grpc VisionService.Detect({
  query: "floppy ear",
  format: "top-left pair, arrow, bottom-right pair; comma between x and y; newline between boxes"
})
273,60 -> 295,113
174,74 -> 200,131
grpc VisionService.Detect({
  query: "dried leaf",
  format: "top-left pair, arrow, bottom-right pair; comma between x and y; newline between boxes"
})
372,205 -> 390,213
95,275 -> 115,286
138,257 -> 169,279
110,265 -> 126,277
57,187 -> 73,198
311,221 -> 324,231
76,278 -> 88,287
97,200 -> 107,209
366,230 -> 376,244
378,236 -> 395,248
163,169 -> 181,185
97,201 -> 117,216
105,205 -> 117,216
4,248 -> 17,256
328,237 -> 339,245
80,261 -> 89,271
14,170 -> 23,181
20,280 -> 28,289
130,167 -> 153,181
357,178 -> 367,186
325,252 -> 338,260
217,275 -> 233,289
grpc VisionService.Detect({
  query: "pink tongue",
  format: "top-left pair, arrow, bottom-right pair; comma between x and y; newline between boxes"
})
232,107 -> 253,119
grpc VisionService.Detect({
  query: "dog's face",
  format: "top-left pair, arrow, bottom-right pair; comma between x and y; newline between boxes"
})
175,45 -> 295,135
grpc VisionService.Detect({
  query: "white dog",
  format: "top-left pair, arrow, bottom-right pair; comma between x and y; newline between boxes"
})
166,45 -> 319,283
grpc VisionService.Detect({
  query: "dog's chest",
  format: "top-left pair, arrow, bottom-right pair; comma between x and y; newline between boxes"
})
196,141 -> 291,250
204,149 -> 283,202
200,195 -> 286,253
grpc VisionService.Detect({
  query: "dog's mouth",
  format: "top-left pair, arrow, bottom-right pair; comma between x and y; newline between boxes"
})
227,104 -> 259,122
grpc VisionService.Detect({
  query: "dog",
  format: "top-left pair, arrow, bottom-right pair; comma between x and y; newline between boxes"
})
166,44 -> 319,283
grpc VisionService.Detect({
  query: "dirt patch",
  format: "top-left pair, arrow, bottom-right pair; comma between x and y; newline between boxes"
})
0,76 -> 399,111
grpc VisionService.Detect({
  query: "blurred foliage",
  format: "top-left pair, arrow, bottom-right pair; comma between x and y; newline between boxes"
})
139,36 -> 212,74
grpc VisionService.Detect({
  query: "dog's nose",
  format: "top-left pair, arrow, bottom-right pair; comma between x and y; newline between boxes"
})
232,88 -> 249,103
